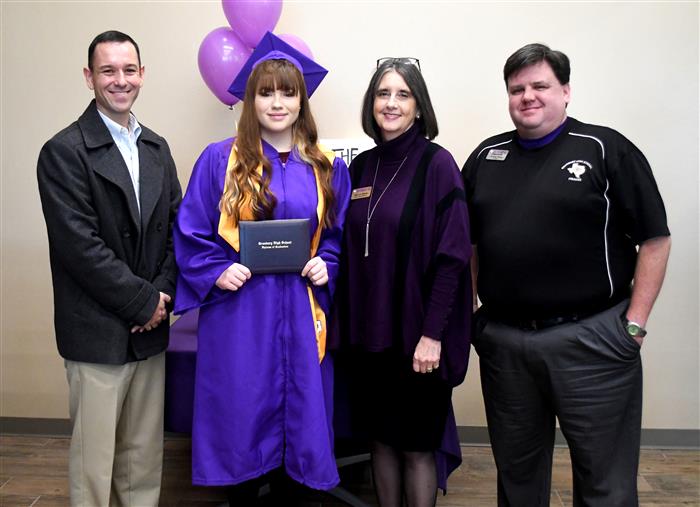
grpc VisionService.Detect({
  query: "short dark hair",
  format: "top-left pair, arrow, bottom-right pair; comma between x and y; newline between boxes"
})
88,31 -> 141,70
361,60 -> 438,143
503,43 -> 570,86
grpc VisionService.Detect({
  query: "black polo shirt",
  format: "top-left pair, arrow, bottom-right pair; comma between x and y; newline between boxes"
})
463,117 -> 669,320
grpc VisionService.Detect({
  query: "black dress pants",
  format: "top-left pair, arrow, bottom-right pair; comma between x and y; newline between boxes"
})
474,300 -> 642,507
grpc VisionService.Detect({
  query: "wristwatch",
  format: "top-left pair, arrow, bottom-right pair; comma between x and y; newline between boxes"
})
624,319 -> 647,338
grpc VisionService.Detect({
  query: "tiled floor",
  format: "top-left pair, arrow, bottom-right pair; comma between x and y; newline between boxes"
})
0,435 -> 698,506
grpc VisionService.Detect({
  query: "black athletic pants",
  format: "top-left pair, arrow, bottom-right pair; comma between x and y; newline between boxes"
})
474,299 -> 642,507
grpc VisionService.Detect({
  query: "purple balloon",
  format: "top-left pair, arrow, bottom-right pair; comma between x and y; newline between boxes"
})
198,27 -> 252,106
222,0 -> 283,49
276,33 -> 314,59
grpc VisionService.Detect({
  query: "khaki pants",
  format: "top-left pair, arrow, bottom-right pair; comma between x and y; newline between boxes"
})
66,352 -> 165,507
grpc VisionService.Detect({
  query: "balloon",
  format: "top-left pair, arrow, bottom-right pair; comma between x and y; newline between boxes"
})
276,33 -> 314,59
222,0 -> 283,48
198,27 -> 252,106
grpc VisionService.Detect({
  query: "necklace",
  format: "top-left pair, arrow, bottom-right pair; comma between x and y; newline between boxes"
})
365,155 -> 408,257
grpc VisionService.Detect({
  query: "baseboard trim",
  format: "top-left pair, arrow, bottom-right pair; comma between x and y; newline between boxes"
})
1,417 -> 72,436
2,418 -> 698,449
457,425 -> 700,449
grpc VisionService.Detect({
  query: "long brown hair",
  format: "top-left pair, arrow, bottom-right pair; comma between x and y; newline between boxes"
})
220,59 -> 336,228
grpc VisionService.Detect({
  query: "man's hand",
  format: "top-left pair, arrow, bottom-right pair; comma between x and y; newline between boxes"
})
216,262 -> 252,291
412,335 -> 441,374
131,292 -> 171,333
302,256 -> 328,286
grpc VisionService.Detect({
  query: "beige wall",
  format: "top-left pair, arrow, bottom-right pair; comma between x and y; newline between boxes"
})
2,2 -> 698,430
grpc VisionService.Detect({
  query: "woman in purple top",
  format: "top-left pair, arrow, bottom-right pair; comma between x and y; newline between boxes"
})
332,58 -> 472,506
173,34 -> 350,506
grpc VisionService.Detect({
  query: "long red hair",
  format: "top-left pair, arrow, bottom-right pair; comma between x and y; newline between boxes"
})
220,59 -> 336,228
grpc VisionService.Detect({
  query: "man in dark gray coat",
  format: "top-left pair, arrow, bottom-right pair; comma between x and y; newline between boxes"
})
37,30 -> 181,506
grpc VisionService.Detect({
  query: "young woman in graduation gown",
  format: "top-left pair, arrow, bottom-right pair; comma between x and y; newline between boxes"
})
331,58 -> 472,507
173,34 -> 351,505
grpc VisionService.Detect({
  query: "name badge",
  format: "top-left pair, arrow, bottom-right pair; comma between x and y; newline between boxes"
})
351,186 -> 372,200
486,149 -> 509,161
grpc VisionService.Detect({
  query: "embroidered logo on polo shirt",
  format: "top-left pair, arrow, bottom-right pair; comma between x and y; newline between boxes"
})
561,160 -> 592,182
486,149 -> 509,161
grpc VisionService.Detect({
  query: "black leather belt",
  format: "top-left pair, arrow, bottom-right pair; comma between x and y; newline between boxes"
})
496,314 -> 588,331
482,295 -> 629,332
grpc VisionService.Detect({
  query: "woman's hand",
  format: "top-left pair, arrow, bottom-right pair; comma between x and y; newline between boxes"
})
215,263 -> 251,291
412,336 -> 441,374
302,256 -> 328,286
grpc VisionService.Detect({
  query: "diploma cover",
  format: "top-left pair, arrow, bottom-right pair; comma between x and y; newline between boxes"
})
239,219 -> 310,274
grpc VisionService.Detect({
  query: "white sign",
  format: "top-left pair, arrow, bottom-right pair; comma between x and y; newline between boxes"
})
321,138 -> 376,166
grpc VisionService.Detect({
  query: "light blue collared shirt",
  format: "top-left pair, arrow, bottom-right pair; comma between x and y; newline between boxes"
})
97,110 -> 142,211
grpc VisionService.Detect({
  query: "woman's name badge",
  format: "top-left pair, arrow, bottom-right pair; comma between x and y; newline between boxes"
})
351,186 -> 372,200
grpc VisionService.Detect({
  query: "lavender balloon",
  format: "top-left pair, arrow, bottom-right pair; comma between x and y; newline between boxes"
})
222,0 -> 283,49
276,33 -> 314,59
198,27 -> 252,106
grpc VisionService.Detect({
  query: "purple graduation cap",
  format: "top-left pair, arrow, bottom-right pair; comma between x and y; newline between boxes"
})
228,31 -> 328,101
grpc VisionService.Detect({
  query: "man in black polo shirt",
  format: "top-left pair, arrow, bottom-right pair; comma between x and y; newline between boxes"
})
462,43 -> 671,506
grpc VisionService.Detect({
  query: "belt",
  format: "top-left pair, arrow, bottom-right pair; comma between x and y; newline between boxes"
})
496,314 -> 588,331
483,297 -> 628,331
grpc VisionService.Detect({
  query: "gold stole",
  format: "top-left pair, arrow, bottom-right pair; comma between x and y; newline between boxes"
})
217,142 -> 335,362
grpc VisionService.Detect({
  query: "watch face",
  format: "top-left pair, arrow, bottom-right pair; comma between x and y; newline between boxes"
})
626,323 -> 642,336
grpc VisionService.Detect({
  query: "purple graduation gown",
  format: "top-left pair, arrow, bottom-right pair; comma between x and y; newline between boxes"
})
173,138 -> 351,489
